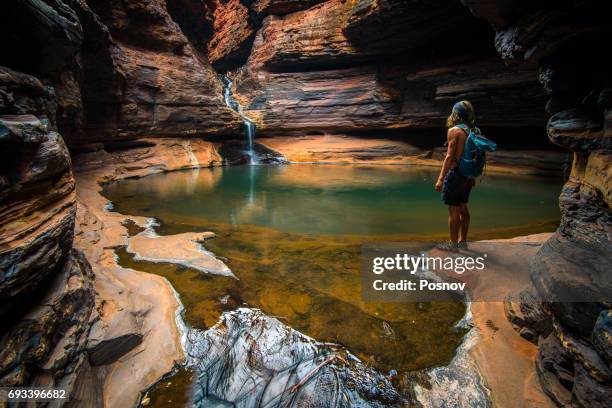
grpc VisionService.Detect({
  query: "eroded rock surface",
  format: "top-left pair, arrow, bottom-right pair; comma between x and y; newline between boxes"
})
77,0 -> 242,143
206,0 -> 257,72
71,136 -> 231,407
1,0 -> 243,147
504,289 -> 552,344
186,308 -> 402,407
0,0 -> 85,142
0,69 -> 97,402
0,114 -> 75,311
127,231 -> 234,277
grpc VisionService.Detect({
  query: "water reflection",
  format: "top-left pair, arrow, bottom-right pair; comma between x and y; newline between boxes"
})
104,164 -> 562,236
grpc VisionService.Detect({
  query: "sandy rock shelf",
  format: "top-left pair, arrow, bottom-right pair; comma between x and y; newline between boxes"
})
73,139 -> 225,407
127,232 -> 234,277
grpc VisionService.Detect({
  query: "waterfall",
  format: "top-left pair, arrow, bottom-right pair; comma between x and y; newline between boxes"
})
221,75 -> 258,165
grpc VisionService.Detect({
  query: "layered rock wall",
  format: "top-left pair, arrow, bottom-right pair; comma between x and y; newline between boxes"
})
1,0 -> 243,148
464,1 -> 612,406
2,0 -> 610,406
0,66 -> 97,400
75,0 -> 242,144
226,0 -> 548,141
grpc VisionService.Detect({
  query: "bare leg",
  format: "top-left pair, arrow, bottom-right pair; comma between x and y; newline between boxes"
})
459,204 -> 470,242
448,205 -> 461,243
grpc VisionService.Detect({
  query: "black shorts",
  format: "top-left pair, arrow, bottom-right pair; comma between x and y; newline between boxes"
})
441,167 -> 473,206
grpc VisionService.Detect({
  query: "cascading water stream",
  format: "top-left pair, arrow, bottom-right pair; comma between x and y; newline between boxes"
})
221,75 -> 257,165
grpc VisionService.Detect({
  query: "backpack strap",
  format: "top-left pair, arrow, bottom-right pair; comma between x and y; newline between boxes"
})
456,123 -> 471,136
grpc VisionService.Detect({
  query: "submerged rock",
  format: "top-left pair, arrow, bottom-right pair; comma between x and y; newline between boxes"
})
185,308 -> 402,407
127,231 -> 234,277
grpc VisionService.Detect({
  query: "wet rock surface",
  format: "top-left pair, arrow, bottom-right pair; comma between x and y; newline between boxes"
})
185,308 -> 402,407
127,231 -> 234,277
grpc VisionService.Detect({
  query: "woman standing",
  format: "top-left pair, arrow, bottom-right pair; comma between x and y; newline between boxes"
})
435,101 -> 477,246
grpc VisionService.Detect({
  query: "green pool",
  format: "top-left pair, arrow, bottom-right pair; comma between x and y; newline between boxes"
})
102,164 -> 562,405
104,164 -> 561,237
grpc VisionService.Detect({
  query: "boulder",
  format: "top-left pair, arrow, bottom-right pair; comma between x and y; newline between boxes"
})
572,363 -> 612,408
536,334 -> 574,406
592,310 -> 612,366
186,308 -> 402,407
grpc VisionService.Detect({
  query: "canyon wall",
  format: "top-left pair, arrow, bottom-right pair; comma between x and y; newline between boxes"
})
187,0 -> 612,405
0,67 -> 98,401
223,0 -> 548,139
0,0 -> 231,403
0,1 -> 96,395
76,0 -> 242,145
461,1 -> 611,406
1,0 -> 610,406
1,0 -> 243,148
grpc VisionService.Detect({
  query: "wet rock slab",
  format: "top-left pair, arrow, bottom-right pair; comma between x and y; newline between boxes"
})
128,231 -> 234,277
185,308 -> 402,407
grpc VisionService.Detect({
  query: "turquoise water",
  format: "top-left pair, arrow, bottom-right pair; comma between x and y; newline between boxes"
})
105,163 -> 563,404
103,164 -> 561,237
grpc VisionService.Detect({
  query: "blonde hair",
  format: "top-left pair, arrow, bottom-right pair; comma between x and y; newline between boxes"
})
446,100 -> 476,128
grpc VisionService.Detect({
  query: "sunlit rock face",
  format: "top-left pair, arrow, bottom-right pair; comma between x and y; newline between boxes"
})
234,56 -> 546,134
187,308 -> 402,407
206,0 -> 257,72
229,0 -> 547,137
251,0 -> 326,17
0,67 -> 96,401
463,1 -> 612,406
204,0 -> 327,72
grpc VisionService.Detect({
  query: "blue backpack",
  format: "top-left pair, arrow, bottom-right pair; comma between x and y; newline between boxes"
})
456,124 -> 497,178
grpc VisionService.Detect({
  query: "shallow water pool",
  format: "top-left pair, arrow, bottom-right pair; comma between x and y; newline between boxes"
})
102,164 -> 562,404
104,164 -> 561,237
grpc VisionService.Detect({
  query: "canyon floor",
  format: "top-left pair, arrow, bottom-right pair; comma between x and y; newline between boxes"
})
71,138 -> 557,407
